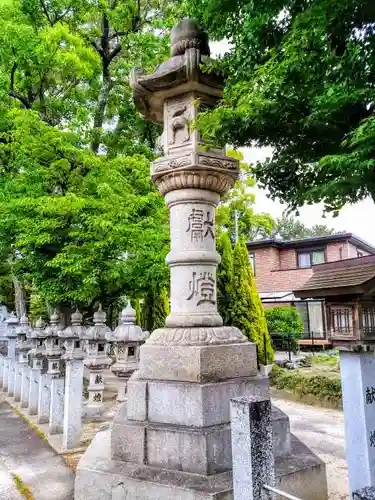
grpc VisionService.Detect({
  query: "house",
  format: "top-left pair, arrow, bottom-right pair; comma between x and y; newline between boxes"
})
246,233 -> 375,342
294,254 -> 375,348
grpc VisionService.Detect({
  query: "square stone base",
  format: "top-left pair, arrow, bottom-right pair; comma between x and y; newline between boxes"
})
75,430 -> 328,500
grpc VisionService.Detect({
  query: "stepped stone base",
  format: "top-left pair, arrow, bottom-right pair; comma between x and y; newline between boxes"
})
75,428 -> 327,500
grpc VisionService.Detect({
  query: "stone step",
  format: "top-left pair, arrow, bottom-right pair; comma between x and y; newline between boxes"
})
272,405 -> 291,457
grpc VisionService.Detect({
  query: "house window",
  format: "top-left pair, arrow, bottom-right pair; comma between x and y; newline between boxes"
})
361,307 -> 375,337
297,249 -> 325,268
331,307 -> 353,336
249,253 -> 255,276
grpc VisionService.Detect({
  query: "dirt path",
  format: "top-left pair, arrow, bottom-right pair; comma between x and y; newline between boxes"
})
273,398 -> 348,500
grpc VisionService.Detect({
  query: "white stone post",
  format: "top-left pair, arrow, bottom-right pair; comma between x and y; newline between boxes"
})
44,311 -> 64,434
340,350 -> 375,495
5,313 -> 19,397
59,309 -> 85,450
37,371 -> 51,424
231,396 -> 275,500
2,355 -> 9,392
63,357 -> 84,449
20,364 -> 31,408
28,358 -> 42,415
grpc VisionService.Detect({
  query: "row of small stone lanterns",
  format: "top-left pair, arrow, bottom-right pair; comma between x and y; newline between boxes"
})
0,301 -> 148,450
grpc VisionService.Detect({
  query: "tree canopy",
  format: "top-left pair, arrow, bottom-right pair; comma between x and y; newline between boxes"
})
0,0 -> 182,313
189,0 -> 375,214
271,214 -> 336,240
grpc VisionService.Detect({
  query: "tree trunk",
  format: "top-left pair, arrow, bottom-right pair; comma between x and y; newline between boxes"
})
91,70 -> 112,153
13,277 -> 27,318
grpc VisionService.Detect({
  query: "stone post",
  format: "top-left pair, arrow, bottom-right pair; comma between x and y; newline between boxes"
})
44,311 -> 64,434
34,318 -> 52,424
82,305 -> 112,416
58,310 -> 85,450
109,301 -> 149,402
14,315 -> 32,402
5,313 -> 19,397
230,396 -> 275,500
28,318 -> 46,415
340,350 -> 375,494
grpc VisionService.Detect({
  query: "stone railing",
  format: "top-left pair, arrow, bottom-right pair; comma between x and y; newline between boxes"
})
0,302 -> 149,450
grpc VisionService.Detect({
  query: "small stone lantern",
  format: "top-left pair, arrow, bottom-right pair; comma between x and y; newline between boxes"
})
109,301 -> 149,402
14,315 -> 32,402
81,305 -> 112,416
58,309 -> 85,360
44,310 -> 63,377
28,317 -> 46,415
5,312 -> 20,396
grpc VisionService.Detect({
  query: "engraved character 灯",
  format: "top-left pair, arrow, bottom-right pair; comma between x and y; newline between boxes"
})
187,271 -> 216,306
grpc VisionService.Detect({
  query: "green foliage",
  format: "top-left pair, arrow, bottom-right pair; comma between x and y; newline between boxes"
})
217,151 -> 274,241
0,0 -> 185,311
216,232 -> 234,324
141,288 -> 169,332
270,365 -> 342,405
133,298 -> 141,327
265,306 -> 304,351
230,241 -> 273,364
28,291 -> 48,324
265,306 -> 304,335
189,0 -> 375,213
271,214 -> 337,240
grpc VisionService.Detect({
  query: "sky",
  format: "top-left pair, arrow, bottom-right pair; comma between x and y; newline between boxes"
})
209,41 -> 375,246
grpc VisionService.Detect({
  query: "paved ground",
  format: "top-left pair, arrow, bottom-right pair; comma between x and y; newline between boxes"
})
274,398 -> 348,500
0,401 -> 74,500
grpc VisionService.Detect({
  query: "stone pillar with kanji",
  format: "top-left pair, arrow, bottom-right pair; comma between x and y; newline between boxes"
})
75,19 -> 263,500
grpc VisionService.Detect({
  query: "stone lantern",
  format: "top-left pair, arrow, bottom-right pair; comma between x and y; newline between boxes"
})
14,314 -> 33,402
28,317 -> 46,415
58,309 -> 86,450
82,305 -> 112,416
109,301 -> 149,402
42,310 -> 63,429
4,312 -> 20,397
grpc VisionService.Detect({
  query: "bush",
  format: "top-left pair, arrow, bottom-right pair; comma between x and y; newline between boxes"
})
270,365 -> 342,406
265,306 -> 304,351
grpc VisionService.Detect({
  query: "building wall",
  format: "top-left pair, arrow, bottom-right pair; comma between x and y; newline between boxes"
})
348,242 -> 371,258
252,241 -> 362,294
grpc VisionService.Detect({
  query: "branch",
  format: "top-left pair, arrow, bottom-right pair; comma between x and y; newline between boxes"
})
10,62 -> 17,91
8,91 -> 32,109
108,31 -> 130,40
39,0 -> 54,26
91,40 -> 104,58
108,43 -> 121,63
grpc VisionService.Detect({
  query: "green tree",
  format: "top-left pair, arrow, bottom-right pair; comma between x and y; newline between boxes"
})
230,241 -> 273,365
0,0 -> 182,312
141,288 -> 169,332
271,214 -> 337,240
189,0 -> 375,214
216,231 -> 234,324
217,151 -> 274,241
265,306 -> 304,351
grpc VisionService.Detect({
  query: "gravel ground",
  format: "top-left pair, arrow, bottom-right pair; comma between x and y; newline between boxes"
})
274,398 -> 348,500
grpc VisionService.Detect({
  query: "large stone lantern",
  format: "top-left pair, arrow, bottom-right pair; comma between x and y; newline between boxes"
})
75,19 -> 259,500
14,315 -> 33,402
44,310 -> 63,377
109,301 -> 149,402
4,312 -> 19,396
82,305 -> 112,416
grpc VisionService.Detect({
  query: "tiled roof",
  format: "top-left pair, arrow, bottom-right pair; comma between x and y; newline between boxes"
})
296,263 -> 375,292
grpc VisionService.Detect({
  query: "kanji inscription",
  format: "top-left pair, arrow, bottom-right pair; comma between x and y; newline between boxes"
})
186,209 -> 214,242
187,271 -> 215,306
